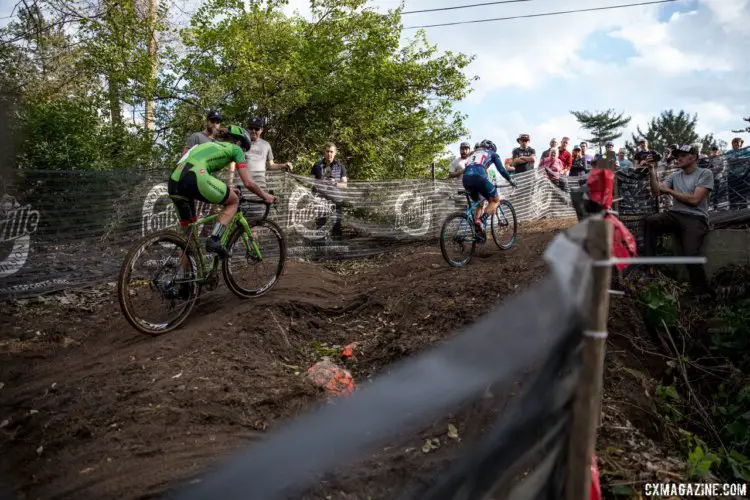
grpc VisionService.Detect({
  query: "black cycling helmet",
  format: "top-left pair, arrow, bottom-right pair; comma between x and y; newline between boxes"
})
225,125 -> 251,151
480,139 -> 497,152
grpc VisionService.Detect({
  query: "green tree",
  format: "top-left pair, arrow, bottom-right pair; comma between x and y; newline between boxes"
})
164,0 -> 474,180
624,109 -> 717,158
731,116 -> 750,134
1,0 -> 170,170
570,109 -> 631,154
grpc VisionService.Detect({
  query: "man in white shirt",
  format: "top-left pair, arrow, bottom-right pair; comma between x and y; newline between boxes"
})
448,142 -> 472,179
245,117 -> 294,191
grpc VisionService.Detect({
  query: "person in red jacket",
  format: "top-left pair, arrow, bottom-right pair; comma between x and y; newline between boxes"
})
559,136 -> 573,175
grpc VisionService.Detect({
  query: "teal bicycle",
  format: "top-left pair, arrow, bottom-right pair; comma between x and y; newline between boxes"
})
439,186 -> 517,267
118,187 -> 286,336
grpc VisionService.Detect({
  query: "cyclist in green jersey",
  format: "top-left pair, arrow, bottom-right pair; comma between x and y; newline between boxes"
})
168,125 -> 276,258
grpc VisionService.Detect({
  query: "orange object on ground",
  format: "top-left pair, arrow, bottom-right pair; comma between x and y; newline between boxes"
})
341,343 -> 358,359
307,358 -> 355,396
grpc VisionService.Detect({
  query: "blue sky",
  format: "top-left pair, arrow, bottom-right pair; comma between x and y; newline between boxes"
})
2,0 -> 749,160
284,0 -> 750,157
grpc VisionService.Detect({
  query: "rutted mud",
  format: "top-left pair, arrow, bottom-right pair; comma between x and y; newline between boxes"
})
0,219 -> 574,500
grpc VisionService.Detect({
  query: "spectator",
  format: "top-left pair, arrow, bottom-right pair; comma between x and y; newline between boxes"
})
511,133 -> 536,174
707,145 -> 726,211
244,117 -> 293,219
617,148 -> 633,169
448,142 -> 472,179
311,142 -> 347,239
643,144 -> 714,295
605,141 -> 616,157
569,145 -> 587,176
184,109 -> 222,154
580,141 -> 594,169
540,138 -> 558,163
311,142 -> 348,187
539,147 -> 564,188
245,116 -> 293,192
726,137 -> 750,210
634,138 -> 662,170
558,137 -> 573,175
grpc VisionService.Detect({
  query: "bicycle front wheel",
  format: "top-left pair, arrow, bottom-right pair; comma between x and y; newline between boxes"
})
222,220 -> 287,298
117,230 -> 199,336
491,200 -> 518,250
440,211 -> 476,267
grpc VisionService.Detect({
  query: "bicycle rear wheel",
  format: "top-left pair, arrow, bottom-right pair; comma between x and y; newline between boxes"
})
117,230 -> 199,336
222,220 -> 287,298
440,211 -> 476,267
491,200 -> 518,250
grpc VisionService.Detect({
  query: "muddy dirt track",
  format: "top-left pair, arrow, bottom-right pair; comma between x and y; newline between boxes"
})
0,219 -> 575,500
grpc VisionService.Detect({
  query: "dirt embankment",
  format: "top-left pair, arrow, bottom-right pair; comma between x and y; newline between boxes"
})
0,219 -> 574,500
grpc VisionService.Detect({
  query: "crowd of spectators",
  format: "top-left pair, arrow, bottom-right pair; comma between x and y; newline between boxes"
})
183,111 -> 749,293
446,133 -> 749,296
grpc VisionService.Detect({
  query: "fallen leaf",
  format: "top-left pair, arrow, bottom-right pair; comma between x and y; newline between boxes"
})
0,419 -> 9,428
447,424 -> 458,439
79,467 -> 96,475
28,410 -> 39,415
172,371 -> 183,379
0,382 -> 4,391
36,446 -> 43,456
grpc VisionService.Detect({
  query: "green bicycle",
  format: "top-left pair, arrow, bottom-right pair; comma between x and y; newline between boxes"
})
118,187 -> 287,336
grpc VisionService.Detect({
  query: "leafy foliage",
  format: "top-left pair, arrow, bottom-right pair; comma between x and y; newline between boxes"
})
638,280 -> 678,328
15,97 -> 156,170
731,116 -> 750,134
569,108 -> 631,153
624,109 -> 718,158
163,0 -> 474,179
1,0 -> 474,178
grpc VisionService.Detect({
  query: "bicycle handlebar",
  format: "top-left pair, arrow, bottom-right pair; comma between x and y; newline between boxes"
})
236,186 -> 277,221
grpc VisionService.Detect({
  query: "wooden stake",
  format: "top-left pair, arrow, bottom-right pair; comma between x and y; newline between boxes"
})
565,217 -> 613,500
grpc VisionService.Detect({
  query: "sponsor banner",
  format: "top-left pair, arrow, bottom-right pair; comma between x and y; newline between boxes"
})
3,155 -> 747,299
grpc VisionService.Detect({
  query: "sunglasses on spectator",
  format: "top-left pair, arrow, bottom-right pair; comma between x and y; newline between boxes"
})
249,127 -> 261,131
326,150 -> 335,153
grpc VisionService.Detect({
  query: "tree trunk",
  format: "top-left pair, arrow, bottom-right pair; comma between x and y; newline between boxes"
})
144,0 -> 157,135
108,74 -> 122,129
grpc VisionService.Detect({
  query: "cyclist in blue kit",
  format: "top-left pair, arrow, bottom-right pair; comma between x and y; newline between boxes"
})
462,139 -> 516,241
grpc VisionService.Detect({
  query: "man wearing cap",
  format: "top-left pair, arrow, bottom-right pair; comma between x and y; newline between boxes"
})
634,138 -> 662,170
448,142 -> 472,179
644,144 -> 714,294
511,134 -> 536,174
184,109 -> 223,153
605,141 -> 616,156
245,117 -> 293,191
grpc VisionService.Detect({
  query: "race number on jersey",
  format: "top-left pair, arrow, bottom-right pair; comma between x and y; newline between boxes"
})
469,153 -> 487,166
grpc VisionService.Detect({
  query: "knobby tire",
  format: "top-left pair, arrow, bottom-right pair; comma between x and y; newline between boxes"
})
222,220 -> 287,298
491,200 -> 518,250
117,230 -> 198,336
440,211 -> 476,267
